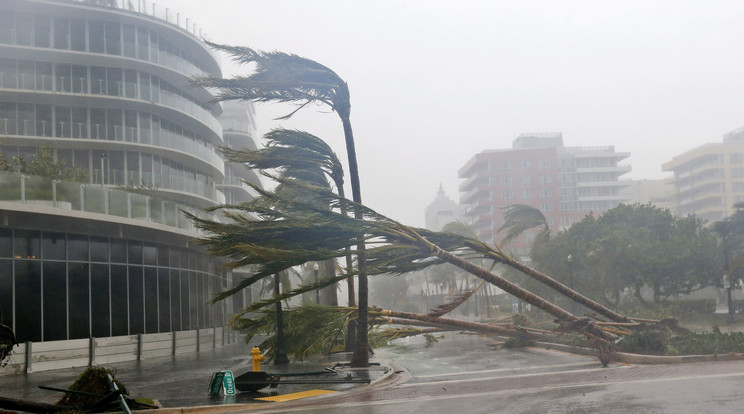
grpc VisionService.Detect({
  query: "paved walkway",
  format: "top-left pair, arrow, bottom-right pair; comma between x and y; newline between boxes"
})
0,342 -> 391,410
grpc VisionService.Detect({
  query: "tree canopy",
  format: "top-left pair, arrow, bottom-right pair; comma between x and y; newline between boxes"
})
531,204 -> 720,307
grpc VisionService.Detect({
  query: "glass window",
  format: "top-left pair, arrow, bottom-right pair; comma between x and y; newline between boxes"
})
55,106 -> 71,138
180,271 -> 190,330
36,104 -> 52,136
15,260 -> 41,342
90,108 -> 105,139
18,102 -> 34,135
158,268 -> 170,332
106,109 -> 121,140
170,269 -> 181,331
69,262 -> 90,339
90,66 -> 106,95
110,264 -> 128,336
53,17 -> 69,50
157,244 -> 168,267
128,266 -> 144,334
72,106 -> 87,139
91,263 -> 110,337
123,24 -> 135,58
69,18 -> 85,51
14,230 -> 40,259
106,68 -> 122,97
128,240 -> 142,264
104,22 -> 121,55
143,243 -> 157,266
71,65 -> 87,94
0,228 -> 12,258
0,260 -> 12,327
110,238 -> 127,263
33,15 -> 50,48
137,27 -> 149,60
90,236 -> 108,262
89,21 -> 104,53
0,13 -> 14,44
43,261 -> 67,341
16,13 -> 33,46
144,267 -> 158,333
169,248 -> 179,269
42,232 -> 66,260
68,234 -> 88,261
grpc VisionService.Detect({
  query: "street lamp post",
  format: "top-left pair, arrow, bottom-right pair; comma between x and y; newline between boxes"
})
313,262 -> 320,304
274,272 -> 289,365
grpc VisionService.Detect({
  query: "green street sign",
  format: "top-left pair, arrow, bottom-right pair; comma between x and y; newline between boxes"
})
223,370 -> 236,396
208,372 -> 225,396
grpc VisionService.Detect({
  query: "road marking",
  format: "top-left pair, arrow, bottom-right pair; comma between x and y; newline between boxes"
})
245,370 -> 744,413
399,364 -> 619,388
413,361 -> 602,379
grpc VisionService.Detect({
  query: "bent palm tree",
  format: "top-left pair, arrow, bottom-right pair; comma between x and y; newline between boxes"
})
498,204 -> 627,322
193,47 -> 370,365
189,179 -> 620,347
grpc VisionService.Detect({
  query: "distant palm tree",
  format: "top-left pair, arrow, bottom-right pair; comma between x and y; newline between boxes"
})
193,46 -> 371,366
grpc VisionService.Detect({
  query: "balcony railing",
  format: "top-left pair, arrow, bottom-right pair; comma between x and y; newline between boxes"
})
0,171 -> 214,233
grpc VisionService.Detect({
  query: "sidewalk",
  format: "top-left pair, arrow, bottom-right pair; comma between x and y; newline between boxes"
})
0,342 -> 397,411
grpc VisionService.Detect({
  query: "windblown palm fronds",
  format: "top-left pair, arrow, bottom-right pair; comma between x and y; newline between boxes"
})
193,44 -> 350,119
499,204 -> 551,245
192,43 -> 368,366
428,280 -> 485,318
222,129 -> 344,194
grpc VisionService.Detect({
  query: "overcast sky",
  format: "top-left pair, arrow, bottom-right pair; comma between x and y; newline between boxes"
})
157,0 -> 744,227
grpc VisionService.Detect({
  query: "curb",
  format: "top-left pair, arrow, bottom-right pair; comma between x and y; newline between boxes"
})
137,355 -> 408,413
534,341 -> 744,364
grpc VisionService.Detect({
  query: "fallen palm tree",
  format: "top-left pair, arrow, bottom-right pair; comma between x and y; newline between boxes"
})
189,179 -> 635,363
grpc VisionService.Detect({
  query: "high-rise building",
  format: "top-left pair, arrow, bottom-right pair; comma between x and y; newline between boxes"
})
458,133 -> 631,254
662,127 -> 744,222
424,184 -> 462,231
0,0 -> 259,343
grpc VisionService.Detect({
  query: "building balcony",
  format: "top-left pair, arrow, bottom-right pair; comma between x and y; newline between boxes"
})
460,185 -> 490,204
574,164 -> 632,175
0,171 -> 215,234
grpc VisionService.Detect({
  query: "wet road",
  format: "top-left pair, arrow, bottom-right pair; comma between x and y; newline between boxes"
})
236,333 -> 744,414
0,341 -> 385,408
4,333 -> 744,413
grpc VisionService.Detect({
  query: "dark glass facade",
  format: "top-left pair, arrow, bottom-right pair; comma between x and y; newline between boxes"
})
0,228 -> 228,342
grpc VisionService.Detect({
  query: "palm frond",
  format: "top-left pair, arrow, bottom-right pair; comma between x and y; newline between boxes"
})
428,280 -> 485,317
499,204 -> 551,245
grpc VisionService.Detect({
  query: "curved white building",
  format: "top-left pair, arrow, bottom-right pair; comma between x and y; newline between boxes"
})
0,0 -> 258,345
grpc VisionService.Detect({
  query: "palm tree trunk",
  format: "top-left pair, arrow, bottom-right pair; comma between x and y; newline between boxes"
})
432,247 -> 577,322
504,257 -> 630,323
378,310 -> 522,337
340,115 -> 369,367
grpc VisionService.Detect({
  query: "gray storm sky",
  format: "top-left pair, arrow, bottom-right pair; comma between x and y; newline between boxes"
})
158,0 -> 744,227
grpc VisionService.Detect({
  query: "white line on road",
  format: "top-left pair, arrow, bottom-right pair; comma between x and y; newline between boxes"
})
243,370 -> 744,413
412,361 -> 602,380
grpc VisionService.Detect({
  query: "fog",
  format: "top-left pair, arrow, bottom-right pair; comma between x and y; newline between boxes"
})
157,0 -> 744,226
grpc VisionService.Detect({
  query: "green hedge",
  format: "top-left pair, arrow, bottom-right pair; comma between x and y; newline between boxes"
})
664,299 -> 717,315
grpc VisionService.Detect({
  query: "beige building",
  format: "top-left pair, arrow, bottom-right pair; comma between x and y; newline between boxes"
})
619,179 -> 675,211
662,127 -> 744,222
